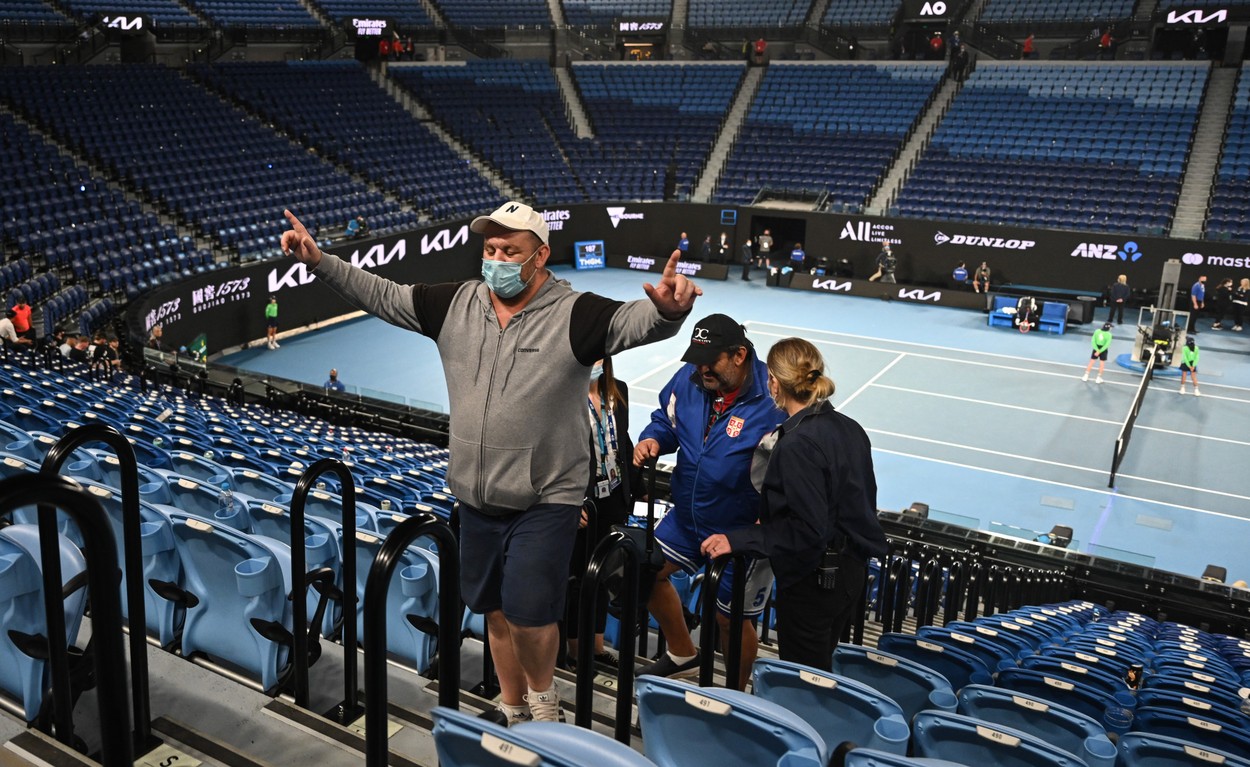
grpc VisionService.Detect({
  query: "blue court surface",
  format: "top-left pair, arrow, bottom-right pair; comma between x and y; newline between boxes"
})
222,264 -> 1250,580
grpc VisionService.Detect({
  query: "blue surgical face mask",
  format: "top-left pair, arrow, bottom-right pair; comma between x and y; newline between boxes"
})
590,364 -> 604,381
481,247 -> 541,299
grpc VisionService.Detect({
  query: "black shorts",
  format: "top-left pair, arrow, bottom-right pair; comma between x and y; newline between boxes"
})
267,319 -> 278,329
1091,350 -> 1108,361
459,502 -> 580,627
1180,363 -> 1196,372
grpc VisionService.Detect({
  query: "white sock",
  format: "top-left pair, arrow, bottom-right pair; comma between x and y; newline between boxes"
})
499,701 -> 527,716
668,651 -> 697,664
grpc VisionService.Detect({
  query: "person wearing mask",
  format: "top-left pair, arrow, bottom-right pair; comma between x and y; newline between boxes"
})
1233,278 -> 1249,332
1179,338 -> 1201,397
700,235 -> 712,263
1082,323 -> 1113,384
148,323 -> 165,351
788,243 -> 806,274
564,356 -> 635,671
756,229 -> 774,269
265,295 -> 280,349
633,315 -> 785,687
973,262 -> 992,294
1211,277 -> 1234,330
1109,274 -> 1131,325
677,232 -> 689,257
700,337 -> 886,671
740,238 -> 754,281
281,201 -> 699,724
1190,275 -> 1207,334
324,368 -> 345,392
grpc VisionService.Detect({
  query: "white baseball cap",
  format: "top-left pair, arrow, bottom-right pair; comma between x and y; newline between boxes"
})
470,201 -> 549,245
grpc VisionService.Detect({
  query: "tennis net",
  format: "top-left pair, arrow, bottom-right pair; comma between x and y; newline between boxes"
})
1109,351 -> 1156,487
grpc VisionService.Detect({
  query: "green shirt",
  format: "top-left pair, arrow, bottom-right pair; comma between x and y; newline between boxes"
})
265,302 -> 278,319
1092,329 -> 1111,354
1182,345 -> 1199,367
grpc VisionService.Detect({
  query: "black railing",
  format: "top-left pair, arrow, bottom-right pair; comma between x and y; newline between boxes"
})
363,514 -> 460,767
287,458 -> 359,721
40,424 -> 155,754
0,473 -> 133,766
573,530 -> 639,742
698,553 -> 745,690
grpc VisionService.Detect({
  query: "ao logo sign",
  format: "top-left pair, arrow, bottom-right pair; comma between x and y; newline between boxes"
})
920,1 -> 947,15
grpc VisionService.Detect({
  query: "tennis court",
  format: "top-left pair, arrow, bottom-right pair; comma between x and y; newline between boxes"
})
224,265 -> 1250,580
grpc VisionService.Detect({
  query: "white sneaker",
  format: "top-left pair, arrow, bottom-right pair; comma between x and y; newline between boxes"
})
1235,326 -> 1243,332
525,688 -> 565,723
1179,385 -> 1186,395
1194,388 -> 1201,397
272,340 -> 281,348
1082,373 -> 1089,382
1095,376 -> 1104,384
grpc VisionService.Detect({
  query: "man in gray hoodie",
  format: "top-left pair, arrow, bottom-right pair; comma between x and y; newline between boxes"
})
281,202 -> 700,723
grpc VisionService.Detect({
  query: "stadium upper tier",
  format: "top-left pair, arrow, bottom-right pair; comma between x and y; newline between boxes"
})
894,63 -> 1207,235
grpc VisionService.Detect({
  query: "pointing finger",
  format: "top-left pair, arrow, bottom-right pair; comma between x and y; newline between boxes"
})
283,208 -> 308,237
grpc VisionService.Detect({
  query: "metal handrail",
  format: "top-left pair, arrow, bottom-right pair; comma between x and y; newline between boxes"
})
573,530 -> 639,742
699,553 -> 745,690
363,513 -> 460,767
287,458 -> 358,720
0,473 -> 133,766
40,423 -> 154,753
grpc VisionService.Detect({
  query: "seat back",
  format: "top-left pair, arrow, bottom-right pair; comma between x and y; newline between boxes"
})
431,706 -> 658,766
164,512 -> 292,692
832,644 -> 958,723
0,525 -> 88,721
636,675 -> 827,767
995,667 -> 1120,723
1116,732 -> 1250,767
353,528 -> 440,673
752,658 -> 910,755
1130,707 -> 1250,759
878,633 -> 994,691
957,684 -> 1116,767
912,710 -> 1091,767
843,749 -> 972,767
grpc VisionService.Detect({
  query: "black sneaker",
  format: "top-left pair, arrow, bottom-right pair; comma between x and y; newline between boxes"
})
594,649 -> 620,670
639,652 -> 701,680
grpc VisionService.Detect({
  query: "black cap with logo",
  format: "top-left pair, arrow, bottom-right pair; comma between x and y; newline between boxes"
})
681,313 -> 749,366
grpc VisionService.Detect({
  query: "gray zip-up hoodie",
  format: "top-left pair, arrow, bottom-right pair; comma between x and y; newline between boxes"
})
312,253 -> 686,514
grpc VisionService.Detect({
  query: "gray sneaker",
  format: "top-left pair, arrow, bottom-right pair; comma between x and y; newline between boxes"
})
525,689 -> 565,723
639,652 -> 701,680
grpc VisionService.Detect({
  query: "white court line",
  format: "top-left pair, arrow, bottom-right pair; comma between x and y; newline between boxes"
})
747,320 -> 1250,396
868,428 -> 1250,506
872,446 -> 1250,524
872,384 -> 1122,426
840,353 -> 906,409
875,384 -> 1250,449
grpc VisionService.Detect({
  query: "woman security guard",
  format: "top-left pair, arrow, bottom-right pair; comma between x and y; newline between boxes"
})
700,337 -> 887,671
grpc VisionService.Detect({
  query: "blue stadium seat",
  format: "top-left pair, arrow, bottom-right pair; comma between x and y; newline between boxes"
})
752,658 -> 910,755
431,706 -> 657,766
636,675 -> 828,767
995,667 -> 1123,724
957,684 -> 1117,767
877,633 -> 995,691
159,512 -> 294,692
1116,732 -> 1250,767
912,710 -> 1093,767
0,524 -> 89,722
831,644 -> 959,723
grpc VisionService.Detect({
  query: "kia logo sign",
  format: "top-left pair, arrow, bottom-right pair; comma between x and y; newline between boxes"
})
1165,9 -> 1229,24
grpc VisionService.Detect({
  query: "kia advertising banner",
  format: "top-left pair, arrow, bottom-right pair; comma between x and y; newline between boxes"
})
129,223 -> 480,355
787,272 -> 988,310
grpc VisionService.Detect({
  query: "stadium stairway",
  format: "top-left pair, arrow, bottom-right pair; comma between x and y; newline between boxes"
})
1171,65 -> 1238,239
692,66 -> 764,203
553,68 -> 594,140
806,0 -> 833,26
382,64 -> 525,205
868,72 -> 963,215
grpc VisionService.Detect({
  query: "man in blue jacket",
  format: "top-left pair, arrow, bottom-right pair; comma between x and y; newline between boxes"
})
634,315 -> 785,687
282,202 -> 701,724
